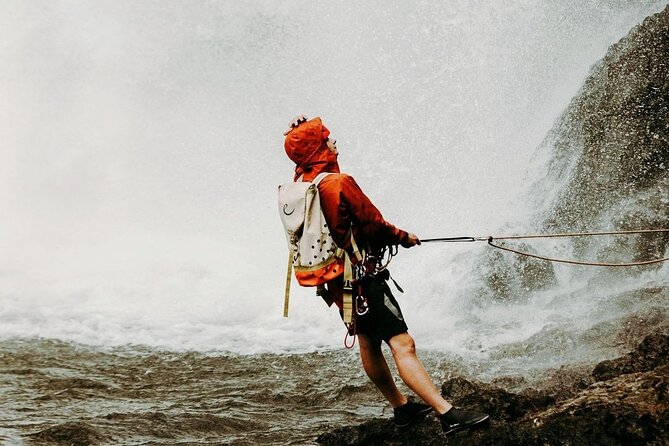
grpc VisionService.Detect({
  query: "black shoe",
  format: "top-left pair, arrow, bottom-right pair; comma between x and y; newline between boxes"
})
393,400 -> 433,428
438,407 -> 490,435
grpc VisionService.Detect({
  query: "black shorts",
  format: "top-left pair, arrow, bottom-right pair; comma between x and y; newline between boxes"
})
341,272 -> 408,346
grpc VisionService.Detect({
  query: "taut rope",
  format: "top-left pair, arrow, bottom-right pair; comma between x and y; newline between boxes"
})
421,229 -> 669,267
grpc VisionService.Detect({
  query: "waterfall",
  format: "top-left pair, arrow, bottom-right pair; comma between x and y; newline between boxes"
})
1,1 -> 666,372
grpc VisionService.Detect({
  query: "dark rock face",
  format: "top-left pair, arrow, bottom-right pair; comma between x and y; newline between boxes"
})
477,5 -> 669,301
542,5 -> 669,258
440,377 -> 554,423
502,365 -> 669,446
317,418 -> 444,446
592,333 -> 669,381
478,242 -> 558,302
317,333 -> 669,446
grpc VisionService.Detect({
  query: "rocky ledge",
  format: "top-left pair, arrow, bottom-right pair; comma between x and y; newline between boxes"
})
317,333 -> 669,446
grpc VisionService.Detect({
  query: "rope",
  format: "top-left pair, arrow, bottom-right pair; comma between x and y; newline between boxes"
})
421,228 -> 669,267
481,228 -> 669,241
420,236 -> 477,243
344,320 -> 357,349
487,238 -> 669,267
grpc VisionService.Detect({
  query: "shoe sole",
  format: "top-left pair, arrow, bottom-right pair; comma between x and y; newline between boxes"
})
443,414 -> 490,436
394,407 -> 434,428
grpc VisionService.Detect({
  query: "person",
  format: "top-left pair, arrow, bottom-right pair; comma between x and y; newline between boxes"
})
282,116 -> 490,435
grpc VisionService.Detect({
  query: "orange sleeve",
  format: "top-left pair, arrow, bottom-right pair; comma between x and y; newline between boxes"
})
337,175 -> 408,250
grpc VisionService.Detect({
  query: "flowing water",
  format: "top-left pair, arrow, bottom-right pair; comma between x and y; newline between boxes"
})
1,1 -> 668,444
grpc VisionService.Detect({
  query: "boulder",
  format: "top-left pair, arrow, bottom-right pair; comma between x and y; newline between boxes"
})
317,333 -> 669,446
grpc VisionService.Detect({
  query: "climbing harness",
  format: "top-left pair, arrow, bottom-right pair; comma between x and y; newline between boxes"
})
421,228 -> 669,267
364,245 -> 399,276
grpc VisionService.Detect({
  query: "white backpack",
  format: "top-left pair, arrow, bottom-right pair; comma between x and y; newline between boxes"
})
278,173 -> 361,323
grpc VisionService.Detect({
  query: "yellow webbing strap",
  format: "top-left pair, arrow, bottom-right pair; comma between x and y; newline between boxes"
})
342,231 -> 362,325
350,231 -> 364,263
342,253 -> 353,324
283,251 -> 292,318
283,231 -> 360,321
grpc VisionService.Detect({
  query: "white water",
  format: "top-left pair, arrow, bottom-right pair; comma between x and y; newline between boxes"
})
1,1 -> 666,364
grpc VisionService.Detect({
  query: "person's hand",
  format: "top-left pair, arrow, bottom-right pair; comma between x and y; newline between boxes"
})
401,233 -> 421,248
283,115 -> 308,135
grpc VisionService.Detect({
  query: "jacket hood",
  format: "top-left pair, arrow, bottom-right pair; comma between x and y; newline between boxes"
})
284,117 -> 340,181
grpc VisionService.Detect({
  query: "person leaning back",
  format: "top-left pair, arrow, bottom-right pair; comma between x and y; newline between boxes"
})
279,115 -> 489,435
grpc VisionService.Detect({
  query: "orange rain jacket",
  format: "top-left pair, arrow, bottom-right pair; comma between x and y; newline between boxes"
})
284,117 -> 409,308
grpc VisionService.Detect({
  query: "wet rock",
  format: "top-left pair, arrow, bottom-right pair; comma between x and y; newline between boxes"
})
540,4 -> 669,258
477,243 -> 557,303
481,3 -> 669,295
527,363 -> 596,401
318,333 -> 669,446
592,333 -> 669,381
580,294 -> 669,352
316,418 -> 444,446
441,376 -> 554,422
468,365 -> 669,446
31,421 -> 106,446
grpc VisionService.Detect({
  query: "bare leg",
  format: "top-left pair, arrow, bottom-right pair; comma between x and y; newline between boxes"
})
358,334 -> 407,408
388,332 -> 452,415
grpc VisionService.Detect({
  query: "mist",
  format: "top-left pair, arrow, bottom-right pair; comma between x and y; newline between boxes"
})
0,0 -> 665,353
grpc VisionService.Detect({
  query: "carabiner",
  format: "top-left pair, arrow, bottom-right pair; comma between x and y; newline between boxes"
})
355,295 -> 369,316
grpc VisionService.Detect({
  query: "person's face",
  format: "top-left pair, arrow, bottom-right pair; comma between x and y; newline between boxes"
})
326,137 -> 337,156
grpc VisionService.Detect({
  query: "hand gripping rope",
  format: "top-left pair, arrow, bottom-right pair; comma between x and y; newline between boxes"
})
421,229 -> 669,267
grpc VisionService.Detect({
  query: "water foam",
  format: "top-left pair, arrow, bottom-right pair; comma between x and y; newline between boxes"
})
1,1 -> 666,370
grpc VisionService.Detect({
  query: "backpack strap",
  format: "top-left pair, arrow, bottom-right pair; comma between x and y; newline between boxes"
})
349,230 -> 364,263
283,250 -> 293,318
342,253 -> 354,324
312,172 -> 331,186
341,231 -> 363,325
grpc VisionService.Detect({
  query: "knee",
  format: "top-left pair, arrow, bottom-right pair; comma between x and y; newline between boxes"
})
389,333 -> 416,357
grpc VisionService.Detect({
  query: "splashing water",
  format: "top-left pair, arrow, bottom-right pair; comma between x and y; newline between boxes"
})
0,1 -> 667,380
